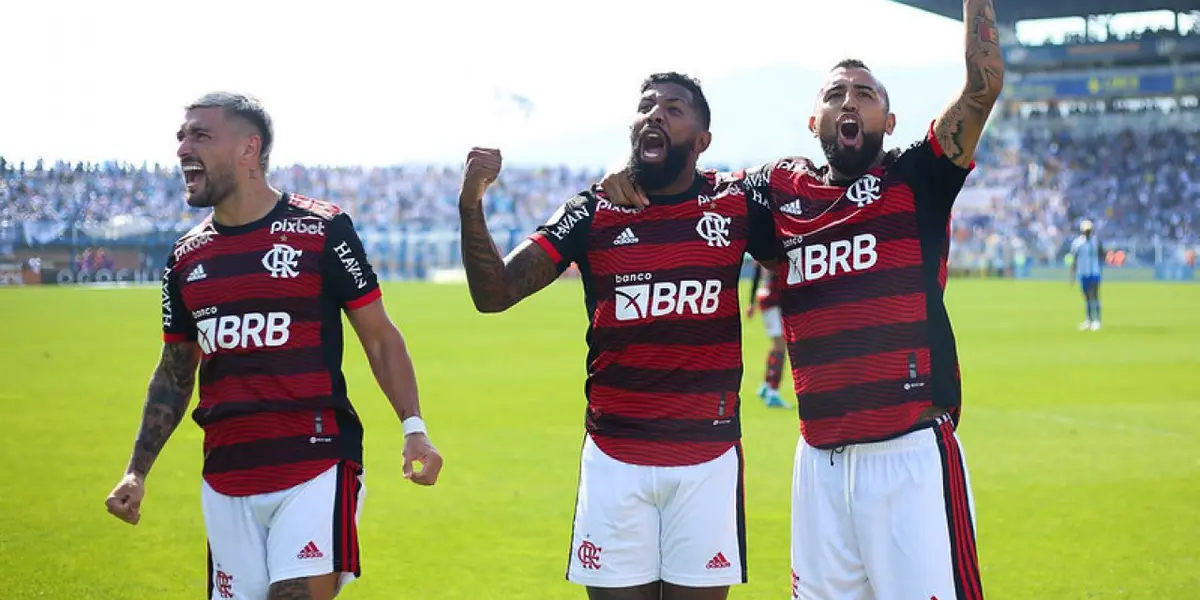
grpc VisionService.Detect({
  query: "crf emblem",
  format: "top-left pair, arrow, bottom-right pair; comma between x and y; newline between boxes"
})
262,243 -> 302,279
696,212 -> 731,247
215,569 -> 234,598
577,540 -> 602,570
846,174 -> 881,208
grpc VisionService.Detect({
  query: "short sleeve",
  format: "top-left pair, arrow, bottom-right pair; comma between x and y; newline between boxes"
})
745,189 -> 779,262
894,121 -> 975,215
733,160 -> 777,202
528,193 -> 593,273
161,255 -> 197,343
323,213 -> 383,310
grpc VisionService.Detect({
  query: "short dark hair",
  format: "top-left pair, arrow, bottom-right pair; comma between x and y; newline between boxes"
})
186,92 -> 274,171
641,72 -> 711,130
830,58 -> 889,111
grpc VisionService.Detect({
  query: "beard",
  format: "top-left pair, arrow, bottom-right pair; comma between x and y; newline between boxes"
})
185,165 -> 237,208
820,128 -> 886,181
627,139 -> 691,193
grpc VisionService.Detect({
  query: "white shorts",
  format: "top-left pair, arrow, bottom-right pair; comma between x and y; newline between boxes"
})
762,306 -> 783,338
566,435 -> 747,589
790,415 -> 983,600
203,462 -> 366,600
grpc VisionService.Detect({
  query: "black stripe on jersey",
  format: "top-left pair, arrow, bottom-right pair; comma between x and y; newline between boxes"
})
784,209 -> 918,247
781,265 -> 926,314
200,346 -> 329,385
191,397 -> 337,425
591,364 -> 743,394
787,320 -> 931,367
185,248 -> 322,279
201,296 -> 327,322
590,315 -> 741,350
204,435 -> 347,474
588,414 -> 741,442
797,379 -> 932,421
591,215 -> 751,246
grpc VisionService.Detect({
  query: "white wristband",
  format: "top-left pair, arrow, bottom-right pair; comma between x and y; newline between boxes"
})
402,416 -> 427,437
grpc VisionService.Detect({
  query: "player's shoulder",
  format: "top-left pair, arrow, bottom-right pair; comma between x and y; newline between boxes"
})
285,193 -> 344,221
169,216 -> 217,263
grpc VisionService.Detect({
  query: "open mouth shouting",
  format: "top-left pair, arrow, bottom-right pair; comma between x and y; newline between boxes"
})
837,114 -> 862,148
637,128 -> 670,163
181,160 -> 205,192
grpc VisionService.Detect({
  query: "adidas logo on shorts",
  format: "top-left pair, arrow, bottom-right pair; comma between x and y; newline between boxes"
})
705,552 -> 732,569
297,540 -> 325,560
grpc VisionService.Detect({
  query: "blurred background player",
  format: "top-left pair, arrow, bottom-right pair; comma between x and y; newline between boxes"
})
457,72 -> 775,600
1069,219 -> 1106,331
745,265 -> 789,408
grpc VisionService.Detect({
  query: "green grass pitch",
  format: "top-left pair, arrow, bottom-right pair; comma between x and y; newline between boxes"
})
1,279 -> 1197,599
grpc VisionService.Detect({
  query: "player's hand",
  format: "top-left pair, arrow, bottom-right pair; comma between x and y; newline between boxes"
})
462,147 -> 502,199
105,472 -> 146,525
402,432 -> 443,486
745,305 -> 757,319
600,167 -> 650,209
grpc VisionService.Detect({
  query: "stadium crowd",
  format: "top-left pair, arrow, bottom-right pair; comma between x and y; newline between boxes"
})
3,104 -> 1198,274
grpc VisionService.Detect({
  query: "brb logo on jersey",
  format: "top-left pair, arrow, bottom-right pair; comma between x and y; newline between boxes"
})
262,244 -> 302,279
785,233 -> 878,285
846,174 -> 882,208
696,212 -> 731,247
613,275 -> 722,321
195,312 -> 292,354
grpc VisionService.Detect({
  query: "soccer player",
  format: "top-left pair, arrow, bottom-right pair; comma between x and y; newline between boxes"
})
1068,219 -> 1105,331
103,92 -> 443,600
601,2 -> 1005,597
745,265 -> 789,408
457,73 -> 776,600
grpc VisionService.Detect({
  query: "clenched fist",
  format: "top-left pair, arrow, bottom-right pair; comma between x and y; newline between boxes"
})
461,147 -> 502,200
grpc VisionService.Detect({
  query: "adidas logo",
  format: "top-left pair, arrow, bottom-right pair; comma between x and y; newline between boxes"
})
297,541 -> 324,560
780,200 -> 803,216
186,264 -> 207,282
613,227 -> 639,246
705,552 -> 732,569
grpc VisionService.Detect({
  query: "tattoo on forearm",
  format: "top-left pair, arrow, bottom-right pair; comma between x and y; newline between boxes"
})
459,203 -> 560,312
935,0 -> 1005,166
267,580 -> 313,600
129,343 -> 198,476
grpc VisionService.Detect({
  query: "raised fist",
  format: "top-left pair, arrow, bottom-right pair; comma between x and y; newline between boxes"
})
463,147 -> 502,194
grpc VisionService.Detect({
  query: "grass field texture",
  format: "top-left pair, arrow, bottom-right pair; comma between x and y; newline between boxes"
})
1,279 -> 1198,599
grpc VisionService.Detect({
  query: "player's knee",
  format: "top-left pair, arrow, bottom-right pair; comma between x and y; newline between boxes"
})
771,337 -> 786,352
267,573 -> 338,600
587,582 -> 662,600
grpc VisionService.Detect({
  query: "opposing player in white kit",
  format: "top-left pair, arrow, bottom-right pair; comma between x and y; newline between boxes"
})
1069,219 -> 1106,331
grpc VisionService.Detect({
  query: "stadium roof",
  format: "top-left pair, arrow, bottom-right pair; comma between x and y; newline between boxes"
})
891,0 -> 1198,22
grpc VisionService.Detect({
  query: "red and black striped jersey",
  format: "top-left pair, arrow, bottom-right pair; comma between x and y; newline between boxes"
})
736,123 -> 974,449
161,193 -> 382,496
529,171 -> 775,467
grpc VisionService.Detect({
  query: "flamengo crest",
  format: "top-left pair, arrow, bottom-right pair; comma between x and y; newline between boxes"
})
846,174 -> 882,208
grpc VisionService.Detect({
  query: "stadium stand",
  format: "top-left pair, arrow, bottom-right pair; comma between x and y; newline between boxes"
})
2,0 -> 1198,286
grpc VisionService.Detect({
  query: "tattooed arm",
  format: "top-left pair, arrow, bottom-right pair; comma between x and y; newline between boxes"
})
932,0 -> 1006,169
128,342 -> 200,477
459,147 -> 586,313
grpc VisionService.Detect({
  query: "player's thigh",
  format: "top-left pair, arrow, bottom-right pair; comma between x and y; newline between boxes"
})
265,462 -> 366,594
792,438 -> 870,600
202,482 -> 270,600
568,435 -> 660,588
266,574 -> 338,600
662,582 -> 730,600
762,307 -> 784,339
586,582 -> 661,600
854,422 -> 983,600
658,445 -> 745,588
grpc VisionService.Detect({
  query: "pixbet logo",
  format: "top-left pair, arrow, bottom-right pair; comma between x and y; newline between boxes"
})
614,279 -> 722,321
195,312 -> 291,354
269,218 -> 326,236
785,233 -> 878,285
